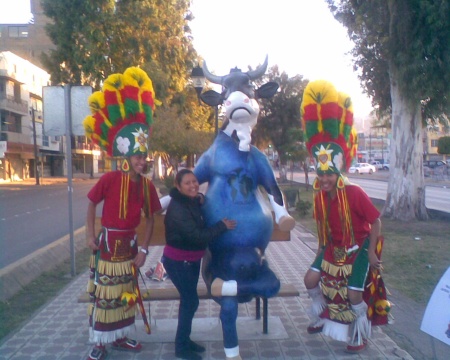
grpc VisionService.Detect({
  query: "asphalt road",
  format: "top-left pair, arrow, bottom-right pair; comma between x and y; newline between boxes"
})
0,179 -> 98,268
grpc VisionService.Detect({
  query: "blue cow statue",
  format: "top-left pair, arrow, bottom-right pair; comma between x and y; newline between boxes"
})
194,56 -> 296,360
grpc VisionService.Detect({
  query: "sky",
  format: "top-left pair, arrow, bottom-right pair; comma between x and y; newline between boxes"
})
1,0 -> 373,118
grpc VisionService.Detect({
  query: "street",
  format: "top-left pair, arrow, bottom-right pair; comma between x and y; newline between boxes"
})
0,179 -> 97,268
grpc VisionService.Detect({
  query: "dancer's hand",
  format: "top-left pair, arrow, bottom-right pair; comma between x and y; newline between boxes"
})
87,236 -> 99,251
134,252 -> 147,268
222,218 -> 237,230
369,250 -> 383,271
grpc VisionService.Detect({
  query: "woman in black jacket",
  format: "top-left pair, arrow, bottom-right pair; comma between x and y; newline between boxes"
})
162,169 -> 236,360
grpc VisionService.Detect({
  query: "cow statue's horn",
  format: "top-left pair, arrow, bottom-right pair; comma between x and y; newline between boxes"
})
202,61 -> 223,85
247,55 -> 268,80
202,55 -> 269,85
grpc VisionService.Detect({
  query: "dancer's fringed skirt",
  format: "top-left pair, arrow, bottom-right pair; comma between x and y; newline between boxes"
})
87,227 -> 138,344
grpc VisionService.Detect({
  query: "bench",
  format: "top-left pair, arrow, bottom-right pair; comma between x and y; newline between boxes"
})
78,283 -> 299,334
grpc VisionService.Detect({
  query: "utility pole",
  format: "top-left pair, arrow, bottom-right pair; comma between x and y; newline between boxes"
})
31,107 -> 40,185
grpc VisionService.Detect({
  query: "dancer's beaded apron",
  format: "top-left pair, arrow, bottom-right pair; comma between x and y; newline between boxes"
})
87,227 -> 138,343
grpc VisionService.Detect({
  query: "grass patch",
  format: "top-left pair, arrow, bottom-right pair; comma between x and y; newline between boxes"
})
290,183 -> 450,305
0,248 -> 91,341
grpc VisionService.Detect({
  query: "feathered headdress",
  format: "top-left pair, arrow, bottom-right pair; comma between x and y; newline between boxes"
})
301,80 -> 357,174
83,67 -> 158,219
83,67 -> 157,160
301,80 -> 358,248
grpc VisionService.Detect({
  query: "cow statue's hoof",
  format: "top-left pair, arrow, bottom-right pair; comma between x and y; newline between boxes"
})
211,278 -> 237,297
278,215 -> 296,232
226,355 -> 242,360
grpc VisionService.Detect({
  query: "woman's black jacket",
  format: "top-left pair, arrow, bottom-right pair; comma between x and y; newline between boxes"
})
164,187 -> 227,251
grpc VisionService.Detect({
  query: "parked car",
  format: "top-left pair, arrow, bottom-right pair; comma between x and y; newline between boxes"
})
423,160 -> 446,169
308,165 -> 316,172
382,163 -> 390,170
370,161 -> 383,170
348,163 -> 376,174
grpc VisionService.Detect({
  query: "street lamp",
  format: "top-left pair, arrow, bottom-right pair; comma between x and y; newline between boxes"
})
190,64 -> 219,137
190,64 -> 206,104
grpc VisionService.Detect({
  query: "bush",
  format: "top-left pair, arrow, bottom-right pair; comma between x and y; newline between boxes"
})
163,174 -> 175,191
296,198 -> 312,216
282,188 -> 299,208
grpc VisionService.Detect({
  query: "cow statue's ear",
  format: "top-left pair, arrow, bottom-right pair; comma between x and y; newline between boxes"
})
256,82 -> 279,99
200,90 -> 223,107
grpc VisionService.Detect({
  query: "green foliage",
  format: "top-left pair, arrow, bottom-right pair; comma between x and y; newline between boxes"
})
326,0 -> 450,119
149,104 -> 213,164
253,65 -> 309,165
295,198 -> 312,216
163,173 -> 175,191
40,0 -> 196,101
437,136 -> 450,155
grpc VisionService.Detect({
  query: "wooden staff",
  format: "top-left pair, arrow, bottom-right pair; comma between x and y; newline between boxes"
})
132,264 -> 151,334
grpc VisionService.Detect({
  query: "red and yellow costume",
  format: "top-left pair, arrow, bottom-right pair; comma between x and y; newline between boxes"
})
83,67 -> 162,348
301,80 -> 389,348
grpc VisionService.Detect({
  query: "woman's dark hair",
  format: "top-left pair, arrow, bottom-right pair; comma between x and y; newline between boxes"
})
174,169 -> 194,186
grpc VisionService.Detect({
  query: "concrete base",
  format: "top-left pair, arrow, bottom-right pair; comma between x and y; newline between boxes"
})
132,316 -> 288,343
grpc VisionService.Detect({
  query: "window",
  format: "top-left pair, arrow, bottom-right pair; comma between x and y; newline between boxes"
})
42,135 -> 49,147
8,26 -> 28,38
431,140 -> 438,147
1,114 -> 7,131
0,114 -> 21,133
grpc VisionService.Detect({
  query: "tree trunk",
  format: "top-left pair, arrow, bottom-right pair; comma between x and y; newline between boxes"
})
279,164 -> 288,183
382,63 -> 428,221
152,154 -> 163,180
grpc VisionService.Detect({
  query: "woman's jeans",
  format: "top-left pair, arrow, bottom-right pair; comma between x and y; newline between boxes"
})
162,256 -> 200,352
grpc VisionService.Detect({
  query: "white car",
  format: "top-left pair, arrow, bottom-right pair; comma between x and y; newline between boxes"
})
348,163 -> 376,174
370,161 -> 383,170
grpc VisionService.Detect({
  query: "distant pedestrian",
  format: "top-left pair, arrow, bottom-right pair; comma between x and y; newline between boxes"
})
162,169 -> 236,360
83,67 -> 162,360
301,80 -> 388,353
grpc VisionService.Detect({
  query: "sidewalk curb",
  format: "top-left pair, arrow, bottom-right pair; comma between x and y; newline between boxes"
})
0,227 -> 86,301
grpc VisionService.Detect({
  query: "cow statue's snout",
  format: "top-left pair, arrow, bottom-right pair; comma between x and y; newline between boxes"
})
223,91 -> 259,151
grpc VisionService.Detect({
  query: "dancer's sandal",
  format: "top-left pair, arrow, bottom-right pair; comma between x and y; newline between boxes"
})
307,324 -> 324,334
111,338 -> 142,352
87,345 -> 108,360
345,339 -> 368,353
306,317 -> 325,334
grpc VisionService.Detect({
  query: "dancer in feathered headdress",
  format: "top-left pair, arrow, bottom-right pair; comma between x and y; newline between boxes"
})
301,80 -> 388,353
83,67 -> 162,360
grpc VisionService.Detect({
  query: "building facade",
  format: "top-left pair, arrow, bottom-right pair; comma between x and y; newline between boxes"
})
0,51 -> 63,181
0,0 -> 55,69
356,130 -> 391,164
423,121 -> 449,161
0,0 -> 102,180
